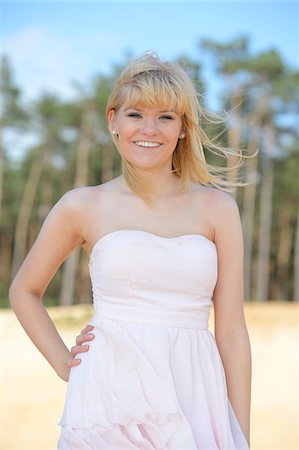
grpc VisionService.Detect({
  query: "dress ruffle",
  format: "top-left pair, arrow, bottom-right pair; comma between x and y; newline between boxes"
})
57,316 -> 249,449
57,317 -> 200,449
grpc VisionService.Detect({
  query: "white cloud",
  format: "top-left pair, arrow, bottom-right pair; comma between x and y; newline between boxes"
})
1,24 -> 121,101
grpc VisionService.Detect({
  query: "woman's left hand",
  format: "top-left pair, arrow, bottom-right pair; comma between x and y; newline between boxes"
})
67,324 -> 95,368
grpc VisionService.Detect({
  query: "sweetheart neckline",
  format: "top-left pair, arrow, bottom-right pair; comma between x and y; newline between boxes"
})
89,229 -> 216,260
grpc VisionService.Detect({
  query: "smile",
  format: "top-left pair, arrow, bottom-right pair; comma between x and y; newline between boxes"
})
133,141 -> 162,148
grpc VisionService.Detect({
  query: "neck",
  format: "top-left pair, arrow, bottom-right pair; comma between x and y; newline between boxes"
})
120,169 -> 182,198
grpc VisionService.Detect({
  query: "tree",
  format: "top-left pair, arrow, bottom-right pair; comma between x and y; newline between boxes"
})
59,98 -> 96,306
0,55 -> 28,292
10,93 -> 67,279
199,38 -> 298,301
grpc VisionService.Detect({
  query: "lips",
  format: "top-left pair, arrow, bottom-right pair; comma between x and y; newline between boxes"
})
133,141 -> 162,149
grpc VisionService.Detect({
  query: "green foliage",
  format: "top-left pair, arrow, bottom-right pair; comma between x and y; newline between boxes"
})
0,54 -> 29,126
200,35 -> 249,74
1,40 -> 298,304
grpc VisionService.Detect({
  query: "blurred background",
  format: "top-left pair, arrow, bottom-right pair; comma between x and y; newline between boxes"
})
0,1 -> 298,449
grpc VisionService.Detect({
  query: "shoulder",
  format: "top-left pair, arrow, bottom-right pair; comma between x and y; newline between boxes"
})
192,185 -> 241,239
192,184 -> 239,216
204,188 -> 243,249
51,181 -> 119,226
55,183 -> 113,211
53,186 -> 95,215
48,185 -> 105,234
206,187 -> 239,215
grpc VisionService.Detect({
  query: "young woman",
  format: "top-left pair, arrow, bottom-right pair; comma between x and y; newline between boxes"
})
9,51 -> 252,449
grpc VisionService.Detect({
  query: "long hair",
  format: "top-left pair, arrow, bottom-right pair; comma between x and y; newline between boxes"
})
106,51 -> 257,207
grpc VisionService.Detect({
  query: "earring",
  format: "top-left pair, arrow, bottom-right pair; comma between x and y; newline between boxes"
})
180,132 -> 185,139
112,130 -> 116,135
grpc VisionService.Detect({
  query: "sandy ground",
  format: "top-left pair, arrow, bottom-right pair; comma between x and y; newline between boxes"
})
0,302 -> 298,450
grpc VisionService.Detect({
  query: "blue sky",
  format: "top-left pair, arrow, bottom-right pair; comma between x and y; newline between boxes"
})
1,1 -> 298,110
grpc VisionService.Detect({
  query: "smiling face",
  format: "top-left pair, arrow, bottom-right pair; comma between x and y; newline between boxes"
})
108,105 -> 184,170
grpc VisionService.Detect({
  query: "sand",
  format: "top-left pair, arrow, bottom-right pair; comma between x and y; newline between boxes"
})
1,302 -> 298,450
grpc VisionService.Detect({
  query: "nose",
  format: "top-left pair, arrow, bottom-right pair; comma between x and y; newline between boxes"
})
141,117 -> 159,136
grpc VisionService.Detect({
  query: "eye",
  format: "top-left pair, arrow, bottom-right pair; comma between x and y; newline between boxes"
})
127,113 -> 142,118
160,115 -> 174,120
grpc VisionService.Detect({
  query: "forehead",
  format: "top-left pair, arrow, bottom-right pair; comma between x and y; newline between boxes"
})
117,83 -> 185,115
122,106 -> 178,114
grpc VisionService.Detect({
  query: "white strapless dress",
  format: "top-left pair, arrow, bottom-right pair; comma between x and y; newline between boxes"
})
57,229 -> 249,450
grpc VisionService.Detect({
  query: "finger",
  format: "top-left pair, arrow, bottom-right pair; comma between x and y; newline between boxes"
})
76,332 -> 94,345
66,357 -> 81,367
81,325 -> 94,335
71,344 -> 90,356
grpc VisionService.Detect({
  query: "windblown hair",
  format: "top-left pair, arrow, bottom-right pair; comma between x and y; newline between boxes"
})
106,51 -> 257,206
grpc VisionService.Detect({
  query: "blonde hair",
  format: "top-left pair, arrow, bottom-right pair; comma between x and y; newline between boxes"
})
106,51 -> 257,206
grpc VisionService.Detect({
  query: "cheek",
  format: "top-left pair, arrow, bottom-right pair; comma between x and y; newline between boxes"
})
118,118 -> 137,137
165,122 -> 182,138
167,131 -> 180,143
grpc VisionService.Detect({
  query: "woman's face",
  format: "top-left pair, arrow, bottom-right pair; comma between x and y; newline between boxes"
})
108,105 -> 184,170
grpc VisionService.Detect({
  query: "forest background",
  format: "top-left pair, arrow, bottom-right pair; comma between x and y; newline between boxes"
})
1,1 -> 298,305
0,2 -> 298,448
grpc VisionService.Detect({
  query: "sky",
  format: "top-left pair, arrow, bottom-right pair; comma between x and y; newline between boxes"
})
1,1 -> 298,159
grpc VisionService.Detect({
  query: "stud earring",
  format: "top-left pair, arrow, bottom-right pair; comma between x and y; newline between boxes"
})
180,132 -> 185,139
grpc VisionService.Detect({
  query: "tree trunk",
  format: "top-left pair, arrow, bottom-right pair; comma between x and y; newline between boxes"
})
275,209 -> 293,300
294,208 -> 299,302
78,251 -> 92,304
254,126 -> 274,301
38,142 -> 55,221
0,230 -> 13,297
242,126 -> 259,302
0,126 -> 4,225
226,93 -> 242,200
59,99 -> 95,306
243,92 -> 270,302
11,153 -> 42,279
59,247 -> 80,306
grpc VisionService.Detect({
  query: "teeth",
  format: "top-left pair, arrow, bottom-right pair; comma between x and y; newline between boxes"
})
134,141 -> 161,148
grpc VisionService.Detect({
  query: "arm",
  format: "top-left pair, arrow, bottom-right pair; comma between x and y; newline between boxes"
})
9,189 -> 87,382
211,191 -> 252,446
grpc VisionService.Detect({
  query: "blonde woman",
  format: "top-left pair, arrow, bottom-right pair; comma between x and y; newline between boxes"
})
10,52 -> 253,449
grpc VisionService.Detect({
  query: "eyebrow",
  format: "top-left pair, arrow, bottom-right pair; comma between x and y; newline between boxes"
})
124,107 -> 177,114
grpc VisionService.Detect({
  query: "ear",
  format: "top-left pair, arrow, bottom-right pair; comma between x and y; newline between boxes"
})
179,118 -> 187,138
107,109 -> 116,134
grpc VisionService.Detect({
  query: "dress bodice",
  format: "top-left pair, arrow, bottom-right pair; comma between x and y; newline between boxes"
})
88,229 -> 218,329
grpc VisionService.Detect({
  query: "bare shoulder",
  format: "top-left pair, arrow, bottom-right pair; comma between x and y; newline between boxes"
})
204,188 -> 243,248
191,185 -> 241,242
57,185 -> 96,210
55,180 -> 122,236
9,185 -> 105,295
206,187 -> 238,213
55,184 -> 108,217
45,186 -> 100,241
192,184 -> 231,202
